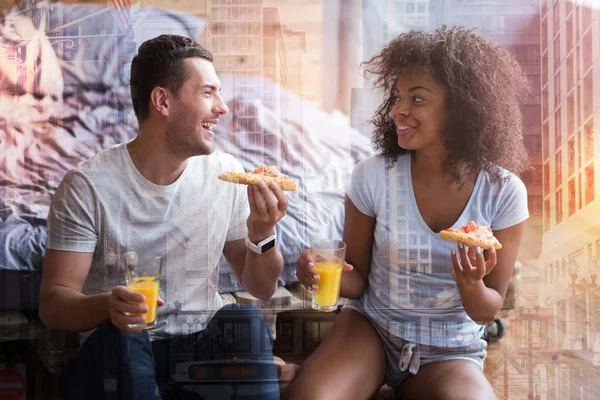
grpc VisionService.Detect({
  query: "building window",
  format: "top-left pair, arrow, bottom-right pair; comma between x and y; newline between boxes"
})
566,16 -> 573,53
567,94 -> 575,134
585,119 -> 594,162
553,0 -> 560,32
583,30 -> 593,74
556,150 -> 562,187
541,18 -> 548,52
556,188 -> 562,224
524,134 -> 542,154
544,162 -> 550,196
585,163 -> 594,205
544,198 -> 551,231
579,172 -> 583,210
406,2 -> 416,13
569,178 -> 576,216
395,3 -> 405,13
554,70 -> 561,105
582,3 -> 592,31
529,195 -> 543,215
541,0 -> 548,18
583,72 -> 593,120
565,0 -> 573,16
542,87 -> 549,121
566,53 -> 574,90
568,138 -> 575,176
555,106 -> 562,146
576,84 -> 581,132
553,34 -> 560,67
576,44 -> 581,82
543,122 -> 549,159
542,52 -> 548,89
417,2 -> 426,13
577,129 -> 582,169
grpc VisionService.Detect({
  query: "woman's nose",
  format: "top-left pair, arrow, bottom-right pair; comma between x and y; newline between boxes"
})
391,99 -> 409,117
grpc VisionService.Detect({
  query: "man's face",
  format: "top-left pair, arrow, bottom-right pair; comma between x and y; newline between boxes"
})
166,58 -> 229,157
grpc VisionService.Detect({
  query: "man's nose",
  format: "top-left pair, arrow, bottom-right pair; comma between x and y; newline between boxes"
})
214,95 -> 229,115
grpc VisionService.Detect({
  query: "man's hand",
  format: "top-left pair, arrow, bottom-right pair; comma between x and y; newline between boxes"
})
246,181 -> 288,242
108,286 -> 163,334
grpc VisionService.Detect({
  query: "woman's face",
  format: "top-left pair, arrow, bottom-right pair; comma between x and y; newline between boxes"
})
389,64 -> 450,152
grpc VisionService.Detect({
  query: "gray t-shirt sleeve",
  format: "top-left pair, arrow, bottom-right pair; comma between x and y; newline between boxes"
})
347,157 -> 376,218
491,174 -> 530,231
46,170 -> 98,252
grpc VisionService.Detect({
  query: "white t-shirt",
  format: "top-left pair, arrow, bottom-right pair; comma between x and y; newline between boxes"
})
346,153 -> 529,348
46,143 -> 249,340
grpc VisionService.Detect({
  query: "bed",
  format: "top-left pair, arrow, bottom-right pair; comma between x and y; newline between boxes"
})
0,0 -> 374,311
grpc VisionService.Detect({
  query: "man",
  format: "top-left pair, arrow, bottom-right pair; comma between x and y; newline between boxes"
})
39,34 -> 287,399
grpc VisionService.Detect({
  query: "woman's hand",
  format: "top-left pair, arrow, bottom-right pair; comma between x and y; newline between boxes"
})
295,249 -> 353,291
450,244 -> 497,287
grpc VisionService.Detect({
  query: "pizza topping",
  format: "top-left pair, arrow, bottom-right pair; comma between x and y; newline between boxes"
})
461,221 -> 494,240
252,164 -> 289,179
463,221 -> 478,233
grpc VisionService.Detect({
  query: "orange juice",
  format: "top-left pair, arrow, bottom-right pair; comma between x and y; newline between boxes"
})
128,277 -> 159,323
313,261 -> 343,309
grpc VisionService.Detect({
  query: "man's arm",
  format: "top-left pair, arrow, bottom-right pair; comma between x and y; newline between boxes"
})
38,249 -> 110,332
223,238 -> 284,301
222,181 -> 288,300
39,249 -> 156,333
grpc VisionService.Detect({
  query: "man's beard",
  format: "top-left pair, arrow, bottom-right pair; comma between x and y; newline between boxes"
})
165,119 -> 214,158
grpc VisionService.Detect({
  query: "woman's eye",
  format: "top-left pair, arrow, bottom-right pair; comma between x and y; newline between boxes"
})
413,96 -> 424,103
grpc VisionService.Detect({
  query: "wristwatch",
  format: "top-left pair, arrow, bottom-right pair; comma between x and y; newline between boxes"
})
245,229 -> 277,254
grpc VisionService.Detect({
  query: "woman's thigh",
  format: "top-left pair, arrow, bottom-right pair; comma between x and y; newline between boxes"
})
396,358 -> 496,400
282,308 -> 386,400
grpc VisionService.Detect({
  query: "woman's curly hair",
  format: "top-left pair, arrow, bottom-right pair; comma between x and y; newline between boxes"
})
364,25 -> 530,183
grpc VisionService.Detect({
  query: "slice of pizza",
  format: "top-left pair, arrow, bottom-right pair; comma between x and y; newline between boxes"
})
217,164 -> 297,191
440,221 -> 502,250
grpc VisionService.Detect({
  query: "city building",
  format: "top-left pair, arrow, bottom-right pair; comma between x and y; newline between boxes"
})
538,0 -> 600,398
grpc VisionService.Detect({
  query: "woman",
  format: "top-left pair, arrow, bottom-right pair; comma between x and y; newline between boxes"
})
285,26 -> 530,400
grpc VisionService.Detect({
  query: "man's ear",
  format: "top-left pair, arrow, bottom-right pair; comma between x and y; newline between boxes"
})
150,87 -> 170,117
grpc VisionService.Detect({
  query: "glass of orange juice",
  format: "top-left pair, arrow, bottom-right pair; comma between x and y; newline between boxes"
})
124,251 -> 162,330
311,239 -> 346,312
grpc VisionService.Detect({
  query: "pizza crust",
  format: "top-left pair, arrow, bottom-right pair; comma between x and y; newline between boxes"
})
440,228 -> 502,250
217,171 -> 297,191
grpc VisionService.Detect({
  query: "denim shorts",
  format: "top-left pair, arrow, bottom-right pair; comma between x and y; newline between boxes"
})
351,308 -> 488,390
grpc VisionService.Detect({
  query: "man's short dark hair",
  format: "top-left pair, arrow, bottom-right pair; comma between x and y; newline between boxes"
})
130,34 -> 213,122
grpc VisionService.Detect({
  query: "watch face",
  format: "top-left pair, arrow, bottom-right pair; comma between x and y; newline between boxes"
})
260,239 -> 276,253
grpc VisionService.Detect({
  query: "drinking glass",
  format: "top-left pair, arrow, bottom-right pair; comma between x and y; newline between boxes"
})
310,239 -> 346,312
124,251 -> 163,330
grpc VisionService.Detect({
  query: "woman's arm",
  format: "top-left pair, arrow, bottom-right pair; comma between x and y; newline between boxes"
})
339,195 -> 376,299
453,221 -> 526,323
